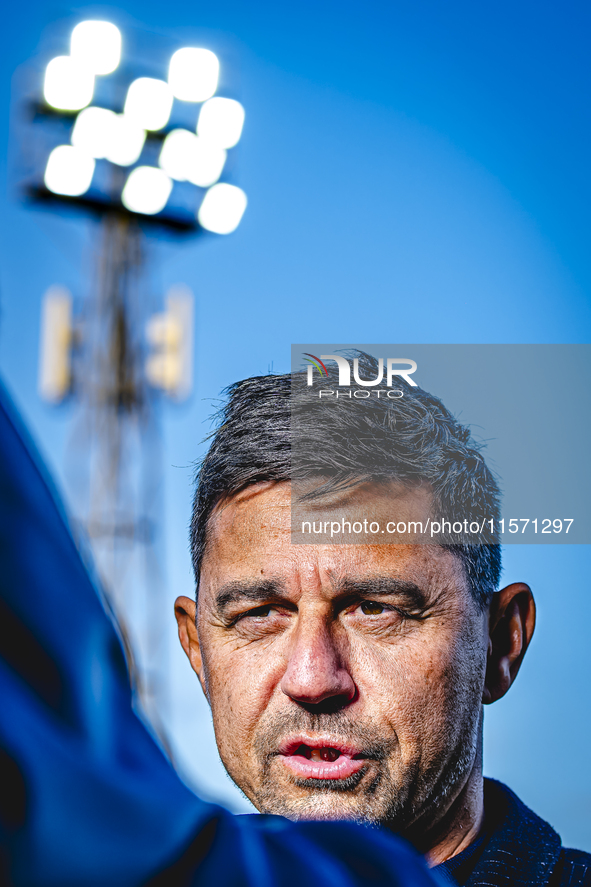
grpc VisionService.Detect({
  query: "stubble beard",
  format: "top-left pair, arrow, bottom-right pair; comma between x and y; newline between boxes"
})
247,706 -> 481,835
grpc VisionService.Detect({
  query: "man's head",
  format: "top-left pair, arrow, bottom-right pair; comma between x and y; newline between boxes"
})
176,353 -> 535,858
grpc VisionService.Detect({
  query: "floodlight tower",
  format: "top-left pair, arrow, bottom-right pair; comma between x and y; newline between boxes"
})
21,19 -> 247,738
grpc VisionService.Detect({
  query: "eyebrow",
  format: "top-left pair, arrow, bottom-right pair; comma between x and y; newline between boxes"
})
214,576 -> 429,615
215,580 -> 289,614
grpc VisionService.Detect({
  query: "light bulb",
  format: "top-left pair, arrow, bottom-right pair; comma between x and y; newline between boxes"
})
124,78 -> 173,131
159,129 -> 226,187
70,21 -> 122,75
122,166 -> 173,215
44,145 -> 95,196
44,56 -> 94,111
71,107 -> 117,159
168,48 -> 219,102
198,183 -> 247,234
197,97 -> 245,149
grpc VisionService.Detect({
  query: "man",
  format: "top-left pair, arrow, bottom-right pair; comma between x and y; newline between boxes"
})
175,352 -> 591,886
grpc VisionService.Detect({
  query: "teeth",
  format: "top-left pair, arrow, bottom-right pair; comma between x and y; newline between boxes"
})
292,745 -> 342,762
309,747 -> 340,762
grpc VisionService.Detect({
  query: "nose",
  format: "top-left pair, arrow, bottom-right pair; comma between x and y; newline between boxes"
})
280,617 -> 357,709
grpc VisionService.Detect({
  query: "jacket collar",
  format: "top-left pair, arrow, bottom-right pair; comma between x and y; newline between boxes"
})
467,778 -> 562,887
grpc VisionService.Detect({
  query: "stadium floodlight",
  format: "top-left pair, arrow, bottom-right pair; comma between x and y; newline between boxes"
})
159,129 -> 226,187
70,21 -> 122,75
44,145 -> 95,196
121,166 -> 173,214
34,24 -> 246,231
103,114 -> 146,166
27,19 -> 247,740
124,78 -> 173,131
197,182 -> 247,234
197,97 -> 245,149
71,107 -> 117,159
168,48 -> 219,102
43,56 -> 94,111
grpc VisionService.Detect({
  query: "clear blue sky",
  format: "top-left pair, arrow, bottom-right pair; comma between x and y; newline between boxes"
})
1,0 -> 590,849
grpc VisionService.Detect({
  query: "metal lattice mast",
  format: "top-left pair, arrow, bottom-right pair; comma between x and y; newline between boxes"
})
67,213 -> 166,731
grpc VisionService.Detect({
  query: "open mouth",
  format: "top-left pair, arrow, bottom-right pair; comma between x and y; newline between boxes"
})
278,737 -> 367,780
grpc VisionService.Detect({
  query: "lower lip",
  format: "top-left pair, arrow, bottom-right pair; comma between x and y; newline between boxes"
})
280,754 -> 366,780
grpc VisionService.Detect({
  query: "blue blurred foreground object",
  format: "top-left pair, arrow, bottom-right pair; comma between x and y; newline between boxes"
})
0,380 -> 439,887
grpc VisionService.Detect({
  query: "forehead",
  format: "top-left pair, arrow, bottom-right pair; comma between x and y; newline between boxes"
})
200,481 -> 469,599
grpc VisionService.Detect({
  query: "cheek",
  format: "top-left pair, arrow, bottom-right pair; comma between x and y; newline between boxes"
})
202,636 -> 286,764
351,628 -> 486,754
403,629 -> 487,758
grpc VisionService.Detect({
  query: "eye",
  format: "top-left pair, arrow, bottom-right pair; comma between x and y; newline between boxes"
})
360,600 -> 386,615
241,604 -> 273,619
230,602 -> 292,640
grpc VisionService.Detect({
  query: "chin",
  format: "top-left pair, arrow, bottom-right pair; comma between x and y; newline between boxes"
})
257,790 -> 383,825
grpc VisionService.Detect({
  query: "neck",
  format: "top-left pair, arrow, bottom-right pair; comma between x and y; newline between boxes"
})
402,746 -> 485,867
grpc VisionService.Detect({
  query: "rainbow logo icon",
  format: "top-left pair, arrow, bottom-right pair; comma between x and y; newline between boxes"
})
303,353 -> 328,376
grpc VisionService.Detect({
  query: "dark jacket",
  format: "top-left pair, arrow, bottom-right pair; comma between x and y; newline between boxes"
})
0,382 -> 440,887
439,778 -> 591,887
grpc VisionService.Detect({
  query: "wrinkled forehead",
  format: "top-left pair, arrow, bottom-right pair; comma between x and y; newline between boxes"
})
199,480 -> 469,601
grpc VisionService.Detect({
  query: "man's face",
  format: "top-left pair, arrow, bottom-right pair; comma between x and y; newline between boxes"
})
186,481 -> 490,833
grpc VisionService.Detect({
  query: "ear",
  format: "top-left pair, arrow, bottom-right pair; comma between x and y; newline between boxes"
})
483,583 -> 536,705
174,596 -> 208,698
